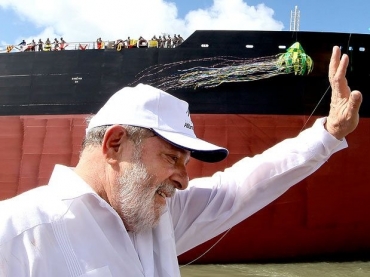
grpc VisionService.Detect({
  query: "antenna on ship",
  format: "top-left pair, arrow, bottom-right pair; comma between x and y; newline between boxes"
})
290,5 -> 301,31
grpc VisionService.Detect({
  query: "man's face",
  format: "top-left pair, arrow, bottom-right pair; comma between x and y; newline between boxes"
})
114,135 -> 190,233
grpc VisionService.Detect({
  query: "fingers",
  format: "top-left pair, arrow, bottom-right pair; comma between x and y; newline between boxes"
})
329,46 -> 341,81
336,54 -> 349,78
348,90 -> 363,115
329,46 -> 350,99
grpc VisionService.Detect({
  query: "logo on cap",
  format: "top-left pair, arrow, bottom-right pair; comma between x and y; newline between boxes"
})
184,122 -> 193,130
184,109 -> 193,129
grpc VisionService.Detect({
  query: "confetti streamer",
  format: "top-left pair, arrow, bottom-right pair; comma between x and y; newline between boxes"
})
131,42 -> 313,91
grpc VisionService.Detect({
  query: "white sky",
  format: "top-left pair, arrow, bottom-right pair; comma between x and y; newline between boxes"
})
0,0 -> 283,45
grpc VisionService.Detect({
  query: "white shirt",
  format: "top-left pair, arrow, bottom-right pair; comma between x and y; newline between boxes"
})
0,118 -> 346,276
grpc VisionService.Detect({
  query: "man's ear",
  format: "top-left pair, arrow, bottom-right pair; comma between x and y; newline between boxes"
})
102,125 -> 129,165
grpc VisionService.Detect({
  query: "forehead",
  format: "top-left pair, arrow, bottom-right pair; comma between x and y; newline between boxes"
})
144,135 -> 190,158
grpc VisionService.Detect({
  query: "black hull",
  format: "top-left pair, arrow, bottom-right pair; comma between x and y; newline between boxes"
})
0,30 -> 369,117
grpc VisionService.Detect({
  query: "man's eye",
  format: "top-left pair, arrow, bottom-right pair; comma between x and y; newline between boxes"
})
167,155 -> 178,163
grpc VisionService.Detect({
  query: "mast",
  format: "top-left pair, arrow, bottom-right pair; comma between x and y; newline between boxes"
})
290,5 -> 301,31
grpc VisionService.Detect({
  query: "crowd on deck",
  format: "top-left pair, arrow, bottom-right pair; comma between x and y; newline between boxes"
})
2,34 -> 185,53
107,34 -> 184,50
15,37 -> 68,52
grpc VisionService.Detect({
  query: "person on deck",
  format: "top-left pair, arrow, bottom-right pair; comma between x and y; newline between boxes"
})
44,38 -> 52,51
30,39 -> 36,51
37,39 -> 44,51
177,34 -> 184,46
0,46 -> 363,276
158,35 -> 164,48
166,34 -> 172,48
172,34 -> 178,47
138,36 -> 147,47
115,39 -> 124,50
18,39 -> 26,46
124,36 -> 131,48
59,37 -> 67,50
53,38 -> 59,51
18,39 -> 26,51
96,37 -> 103,49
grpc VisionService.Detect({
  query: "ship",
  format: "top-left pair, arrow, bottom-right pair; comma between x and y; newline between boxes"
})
0,30 -> 369,264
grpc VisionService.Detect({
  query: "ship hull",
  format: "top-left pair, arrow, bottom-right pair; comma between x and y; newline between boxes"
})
1,114 -> 369,263
0,30 -> 369,263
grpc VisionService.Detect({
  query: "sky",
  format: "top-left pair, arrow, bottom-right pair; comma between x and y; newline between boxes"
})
0,0 -> 368,47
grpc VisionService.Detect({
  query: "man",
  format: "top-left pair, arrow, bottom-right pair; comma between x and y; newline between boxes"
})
96,37 -> 103,49
18,39 -> 26,46
37,38 -> 44,51
53,38 -> 59,51
44,38 -> 52,51
158,35 -> 164,48
166,34 -> 172,48
0,46 -> 362,276
60,37 -> 67,50
29,39 -> 36,51
17,39 -> 26,51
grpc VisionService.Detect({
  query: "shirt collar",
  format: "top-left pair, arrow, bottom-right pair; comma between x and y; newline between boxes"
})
48,164 -> 98,201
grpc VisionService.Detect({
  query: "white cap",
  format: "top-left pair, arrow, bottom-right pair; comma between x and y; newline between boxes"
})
87,84 -> 228,162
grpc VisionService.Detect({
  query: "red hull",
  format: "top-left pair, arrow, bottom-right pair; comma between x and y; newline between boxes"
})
1,114 -> 369,263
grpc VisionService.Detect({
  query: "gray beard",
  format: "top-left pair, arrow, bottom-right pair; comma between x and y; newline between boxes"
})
117,160 -> 161,233
117,158 -> 175,233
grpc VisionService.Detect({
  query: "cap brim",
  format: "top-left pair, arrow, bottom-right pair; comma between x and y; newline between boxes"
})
153,129 -> 228,163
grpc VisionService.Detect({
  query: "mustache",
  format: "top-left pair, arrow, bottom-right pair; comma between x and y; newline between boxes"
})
157,182 -> 176,198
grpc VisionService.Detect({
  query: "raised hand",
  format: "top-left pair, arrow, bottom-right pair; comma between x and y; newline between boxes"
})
325,46 -> 363,140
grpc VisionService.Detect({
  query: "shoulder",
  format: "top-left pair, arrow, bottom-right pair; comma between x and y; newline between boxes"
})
0,186 -> 67,245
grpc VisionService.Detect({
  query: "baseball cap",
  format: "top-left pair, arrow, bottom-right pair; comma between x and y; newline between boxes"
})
86,84 -> 228,162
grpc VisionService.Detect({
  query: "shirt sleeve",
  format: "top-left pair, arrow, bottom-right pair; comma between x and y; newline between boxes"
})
168,117 -> 347,255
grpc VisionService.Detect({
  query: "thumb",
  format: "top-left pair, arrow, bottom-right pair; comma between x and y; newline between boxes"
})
348,90 -> 362,115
